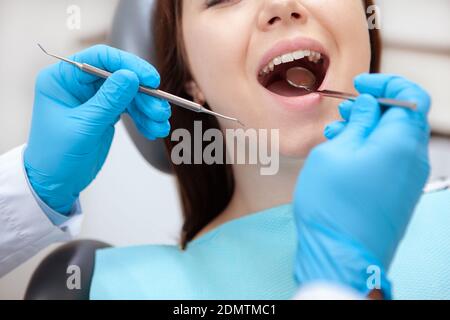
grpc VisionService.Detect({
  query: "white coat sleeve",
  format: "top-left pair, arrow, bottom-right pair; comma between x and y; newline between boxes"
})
0,145 -> 82,277
293,283 -> 364,300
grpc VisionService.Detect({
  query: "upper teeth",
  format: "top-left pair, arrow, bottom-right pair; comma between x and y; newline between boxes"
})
259,49 -> 322,76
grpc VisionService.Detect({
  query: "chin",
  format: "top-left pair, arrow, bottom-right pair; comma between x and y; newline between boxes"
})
278,127 -> 327,159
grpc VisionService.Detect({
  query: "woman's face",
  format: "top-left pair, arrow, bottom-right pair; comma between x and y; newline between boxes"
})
182,0 -> 371,157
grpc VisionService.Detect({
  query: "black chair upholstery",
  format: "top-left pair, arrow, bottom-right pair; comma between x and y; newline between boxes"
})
24,240 -> 111,300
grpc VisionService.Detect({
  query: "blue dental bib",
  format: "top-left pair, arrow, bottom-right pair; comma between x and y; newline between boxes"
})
90,190 -> 450,300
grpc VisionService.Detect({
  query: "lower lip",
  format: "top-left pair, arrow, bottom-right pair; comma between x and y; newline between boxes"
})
264,90 -> 322,111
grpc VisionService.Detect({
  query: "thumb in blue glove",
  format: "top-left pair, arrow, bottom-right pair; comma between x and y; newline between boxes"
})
294,74 -> 431,298
25,45 -> 172,214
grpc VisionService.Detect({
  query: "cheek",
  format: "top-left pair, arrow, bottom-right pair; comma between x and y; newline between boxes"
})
182,12 -> 252,116
335,4 -> 372,76
311,0 -> 370,47
309,0 -> 372,88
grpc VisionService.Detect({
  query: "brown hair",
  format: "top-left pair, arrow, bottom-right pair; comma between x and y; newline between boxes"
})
153,0 -> 381,249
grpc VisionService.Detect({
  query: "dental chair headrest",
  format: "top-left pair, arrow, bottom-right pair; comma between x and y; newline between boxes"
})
110,0 -> 172,174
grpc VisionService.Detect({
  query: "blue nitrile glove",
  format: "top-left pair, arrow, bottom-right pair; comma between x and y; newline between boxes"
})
24,45 -> 171,215
294,74 -> 431,298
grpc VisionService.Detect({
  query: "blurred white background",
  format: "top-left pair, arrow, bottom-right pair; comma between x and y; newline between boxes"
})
0,0 -> 449,299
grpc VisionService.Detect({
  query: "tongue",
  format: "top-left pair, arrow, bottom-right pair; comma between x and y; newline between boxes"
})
267,80 -> 310,97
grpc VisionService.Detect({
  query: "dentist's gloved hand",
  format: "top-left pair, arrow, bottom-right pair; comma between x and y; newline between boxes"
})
24,45 -> 171,215
294,74 -> 431,298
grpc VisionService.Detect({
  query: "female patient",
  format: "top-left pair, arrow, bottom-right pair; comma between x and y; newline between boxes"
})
25,0 -> 440,299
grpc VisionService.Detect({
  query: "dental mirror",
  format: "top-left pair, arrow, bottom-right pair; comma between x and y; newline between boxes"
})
286,66 -> 317,91
285,66 -> 417,110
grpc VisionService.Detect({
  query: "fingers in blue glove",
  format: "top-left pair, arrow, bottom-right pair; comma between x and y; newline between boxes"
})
128,102 -> 171,140
56,45 -> 161,102
322,100 -> 355,140
355,73 -> 431,117
324,120 -> 347,140
134,94 -> 172,122
74,69 -> 140,129
337,94 -> 381,144
355,74 -> 431,142
338,100 -> 353,122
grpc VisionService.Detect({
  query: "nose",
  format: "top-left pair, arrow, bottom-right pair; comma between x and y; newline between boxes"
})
257,0 -> 307,31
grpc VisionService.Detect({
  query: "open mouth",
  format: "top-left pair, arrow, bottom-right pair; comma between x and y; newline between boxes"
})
257,49 -> 329,97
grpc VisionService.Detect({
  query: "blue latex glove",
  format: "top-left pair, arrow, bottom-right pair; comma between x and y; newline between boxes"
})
294,74 -> 431,298
24,45 -> 171,214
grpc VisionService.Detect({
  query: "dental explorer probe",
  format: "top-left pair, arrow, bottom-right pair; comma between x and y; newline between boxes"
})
38,44 -> 244,126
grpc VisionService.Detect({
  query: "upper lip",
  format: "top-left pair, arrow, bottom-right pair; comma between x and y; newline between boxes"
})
256,36 -> 329,76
